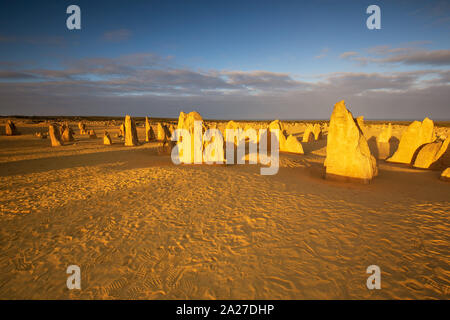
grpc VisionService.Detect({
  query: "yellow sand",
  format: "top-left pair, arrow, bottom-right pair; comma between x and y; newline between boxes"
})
0,120 -> 449,299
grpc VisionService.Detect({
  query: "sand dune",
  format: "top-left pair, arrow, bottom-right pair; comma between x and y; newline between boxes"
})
0,120 -> 449,299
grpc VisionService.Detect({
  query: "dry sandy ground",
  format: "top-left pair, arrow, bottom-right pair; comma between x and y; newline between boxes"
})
0,120 -> 449,299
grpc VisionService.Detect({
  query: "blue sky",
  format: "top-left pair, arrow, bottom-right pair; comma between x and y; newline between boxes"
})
0,0 -> 449,119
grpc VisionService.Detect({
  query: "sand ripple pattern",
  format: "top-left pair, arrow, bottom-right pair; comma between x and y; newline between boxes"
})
0,156 -> 449,299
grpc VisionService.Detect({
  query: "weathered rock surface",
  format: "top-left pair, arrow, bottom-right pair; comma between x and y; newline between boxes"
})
324,100 -> 378,183
103,131 -> 112,145
413,137 -> 450,169
313,123 -> 322,140
61,126 -> 75,142
387,118 -> 435,164
302,124 -> 314,142
378,123 -> 392,143
49,124 -> 63,147
124,115 -> 139,146
78,122 -> 87,135
157,123 -> 167,141
282,135 -> 304,154
5,120 -> 20,136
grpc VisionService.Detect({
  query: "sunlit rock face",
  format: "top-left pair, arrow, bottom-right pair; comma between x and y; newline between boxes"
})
302,124 -> 314,142
387,118 -> 436,165
413,137 -> 450,170
377,123 -> 392,143
356,116 -> 365,132
5,120 -> 20,136
49,123 -> 63,147
441,167 -> 450,181
124,115 -> 139,146
119,123 -> 125,137
157,123 -> 168,141
62,126 -> 74,142
103,131 -> 112,145
283,135 -> 304,154
268,120 -> 286,150
78,122 -> 87,135
324,100 -> 377,184
312,123 -> 322,140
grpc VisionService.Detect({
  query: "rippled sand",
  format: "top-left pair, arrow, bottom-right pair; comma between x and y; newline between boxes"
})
0,120 -> 449,299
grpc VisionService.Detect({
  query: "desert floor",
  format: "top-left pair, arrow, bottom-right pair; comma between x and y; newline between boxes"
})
0,120 -> 449,299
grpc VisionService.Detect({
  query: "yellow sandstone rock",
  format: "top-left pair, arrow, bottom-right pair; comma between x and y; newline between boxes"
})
324,100 -> 377,183
119,123 -> 125,137
78,122 -> 87,135
356,116 -> 365,132
49,123 -> 63,147
441,167 -> 450,181
413,137 -> 450,169
387,118 -> 435,164
5,120 -> 20,136
61,126 -> 75,142
283,135 -> 304,154
302,124 -> 314,142
268,120 -> 286,150
377,123 -> 392,143
157,122 -> 166,141
124,115 -> 139,146
312,123 -> 322,140
103,131 -> 112,145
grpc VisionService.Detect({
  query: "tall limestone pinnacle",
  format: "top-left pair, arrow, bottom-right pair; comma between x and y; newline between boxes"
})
324,100 -> 378,184
124,115 -> 139,146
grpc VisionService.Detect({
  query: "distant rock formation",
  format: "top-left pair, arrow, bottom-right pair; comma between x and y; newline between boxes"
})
282,135 -> 304,154
377,123 -> 392,143
61,125 -> 75,142
268,120 -> 286,150
441,168 -> 450,182
302,124 -> 314,142
5,120 -> 20,136
375,123 -> 393,160
78,122 -> 87,135
118,123 -> 125,138
103,131 -> 112,145
313,123 -> 322,140
124,115 -> 139,146
145,117 -> 155,142
324,100 -> 378,183
387,118 -> 435,164
157,123 -> 166,141
413,137 -> 450,169
49,123 -> 63,147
